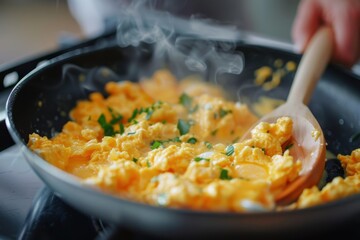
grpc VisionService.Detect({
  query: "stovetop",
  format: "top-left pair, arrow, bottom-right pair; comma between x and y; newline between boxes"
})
0,145 -> 43,239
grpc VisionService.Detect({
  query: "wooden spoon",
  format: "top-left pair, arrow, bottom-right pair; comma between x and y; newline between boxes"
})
242,27 -> 333,205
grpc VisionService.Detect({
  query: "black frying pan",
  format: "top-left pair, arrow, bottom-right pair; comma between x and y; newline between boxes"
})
5,40 -> 360,239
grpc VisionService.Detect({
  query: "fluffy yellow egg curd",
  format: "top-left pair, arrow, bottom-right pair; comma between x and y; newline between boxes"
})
28,69 -> 360,212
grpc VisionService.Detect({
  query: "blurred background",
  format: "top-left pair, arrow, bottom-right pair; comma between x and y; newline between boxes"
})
0,0 -> 83,66
0,0 -> 301,67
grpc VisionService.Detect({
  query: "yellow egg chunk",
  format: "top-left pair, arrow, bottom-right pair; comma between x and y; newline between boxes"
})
295,149 -> 360,209
27,69 -> 360,212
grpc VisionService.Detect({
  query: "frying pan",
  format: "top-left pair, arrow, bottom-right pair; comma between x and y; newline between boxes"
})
5,39 -> 360,239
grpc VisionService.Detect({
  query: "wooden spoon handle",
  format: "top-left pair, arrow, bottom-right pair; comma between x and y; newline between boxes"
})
287,27 -> 333,105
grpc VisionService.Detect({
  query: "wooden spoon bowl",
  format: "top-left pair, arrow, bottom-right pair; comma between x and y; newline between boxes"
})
262,104 -> 326,205
242,27 -> 333,204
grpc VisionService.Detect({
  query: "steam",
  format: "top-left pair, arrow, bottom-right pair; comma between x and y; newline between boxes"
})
62,0 -> 248,105
114,0 -> 245,85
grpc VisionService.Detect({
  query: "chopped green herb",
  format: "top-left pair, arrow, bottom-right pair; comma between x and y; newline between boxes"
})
147,160 -> 151,167
119,123 -> 125,135
177,119 -> 191,135
219,108 -> 232,118
128,108 -> 139,123
132,157 -> 138,163
127,131 -> 136,135
161,120 -> 167,124
151,137 -> 181,147
220,169 -> 232,180
108,107 -> 123,124
97,114 -> 106,125
179,93 -> 193,110
205,141 -> 213,149
133,101 -> 163,121
350,132 -> 360,142
178,93 -> 198,112
262,148 -> 266,153
187,137 -> 197,144
97,114 -> 115,136
194,157 -> 210,162
225,145 -> 235,156
145,109 -> 153,120
151,140 -> 163,150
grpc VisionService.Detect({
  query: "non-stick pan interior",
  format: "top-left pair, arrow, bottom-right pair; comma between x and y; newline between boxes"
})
6,40 -> 360,238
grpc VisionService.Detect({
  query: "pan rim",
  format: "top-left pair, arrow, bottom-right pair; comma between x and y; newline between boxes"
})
5,42 -> 360,221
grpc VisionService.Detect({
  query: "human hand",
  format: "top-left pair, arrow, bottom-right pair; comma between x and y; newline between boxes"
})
292,0 -> 360,67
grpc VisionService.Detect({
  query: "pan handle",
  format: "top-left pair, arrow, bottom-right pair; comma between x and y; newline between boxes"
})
0,119 -> 14,151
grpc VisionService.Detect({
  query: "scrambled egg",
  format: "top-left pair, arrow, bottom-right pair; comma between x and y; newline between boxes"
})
254,60 -> 297,91
296,149 -> 360,208
28,69 -> 360,212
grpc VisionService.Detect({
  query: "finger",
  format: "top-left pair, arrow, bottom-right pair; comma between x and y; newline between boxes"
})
292,0 -> 322,52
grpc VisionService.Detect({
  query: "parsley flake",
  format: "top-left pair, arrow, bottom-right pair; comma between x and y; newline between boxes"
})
179,93 -> 193,109
177,119 -> 191,135
151,140 -> 163,150
205,141 -> 213,149
145,110 -> 154,120
219,108 -> 232,118
194,157 -> 210,162
225,145 -> 235,156
128,108 -> 138,123
119,123 -> 125,135
220,169 -> 232,180
187,137 -> 197,144
97,114 -> 115,136
132,157 -> 138,163
108,107 -> 123,124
